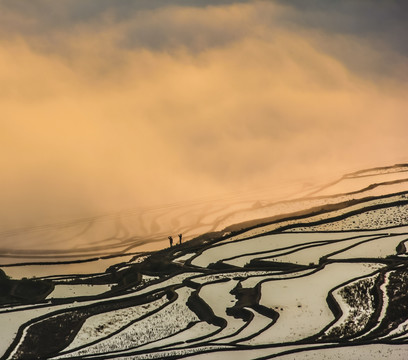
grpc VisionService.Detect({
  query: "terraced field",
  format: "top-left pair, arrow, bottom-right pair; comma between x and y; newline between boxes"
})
1,164 -> 408,359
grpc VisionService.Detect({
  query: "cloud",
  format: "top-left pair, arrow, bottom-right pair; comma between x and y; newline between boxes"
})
0,1 -> 407,231
0,0 -> 250,41
273,0 -> 408,80
2,0 -> 406,79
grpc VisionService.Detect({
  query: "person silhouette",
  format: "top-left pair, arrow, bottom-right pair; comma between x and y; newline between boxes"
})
168,236 -> 173,247
178,233 -> 182,244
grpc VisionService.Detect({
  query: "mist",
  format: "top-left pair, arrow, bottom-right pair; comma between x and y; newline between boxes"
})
0,0 -> 407,232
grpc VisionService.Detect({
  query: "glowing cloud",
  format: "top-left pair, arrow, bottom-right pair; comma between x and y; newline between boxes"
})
0,1 -> 407,230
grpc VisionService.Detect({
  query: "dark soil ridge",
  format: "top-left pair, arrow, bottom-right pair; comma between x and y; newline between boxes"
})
224,191 -> 408,234
3,289 -> 176,360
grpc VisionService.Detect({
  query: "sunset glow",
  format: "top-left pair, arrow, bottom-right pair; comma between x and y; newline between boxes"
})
1,0 -> 407,230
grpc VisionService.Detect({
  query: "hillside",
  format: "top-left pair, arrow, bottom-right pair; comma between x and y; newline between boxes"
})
1,164 -> 408,359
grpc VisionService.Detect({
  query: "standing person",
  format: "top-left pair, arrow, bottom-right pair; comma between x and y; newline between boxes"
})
168,236 -> 173,247
178,233 -> 182,244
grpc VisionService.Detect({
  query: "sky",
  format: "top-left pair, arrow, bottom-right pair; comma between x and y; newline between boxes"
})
0,0 -> 407,230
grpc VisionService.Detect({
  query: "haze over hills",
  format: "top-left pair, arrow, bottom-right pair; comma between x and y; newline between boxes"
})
1,163 -> 408,359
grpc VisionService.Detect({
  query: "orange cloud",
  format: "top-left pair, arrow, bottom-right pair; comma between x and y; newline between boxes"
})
0,1 -> 407,232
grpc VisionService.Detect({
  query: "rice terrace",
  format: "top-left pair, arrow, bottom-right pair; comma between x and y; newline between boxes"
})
1,1 -> 407,359
1,164 -> 408,359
